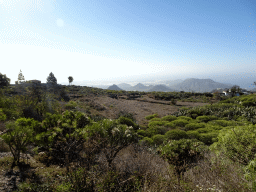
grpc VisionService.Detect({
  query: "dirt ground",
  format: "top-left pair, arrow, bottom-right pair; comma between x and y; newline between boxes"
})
76,95 -> 209,126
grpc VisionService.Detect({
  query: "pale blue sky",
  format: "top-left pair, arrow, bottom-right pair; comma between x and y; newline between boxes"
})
0,0 -> 255,87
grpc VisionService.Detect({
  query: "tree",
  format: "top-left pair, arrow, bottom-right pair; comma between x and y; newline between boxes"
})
46,72 -> 57,85
230,85 -> 241,97
0,118 -> 38,169
68,76 -> 74,86
17,70 -> 25,84
0,73 -> 10,88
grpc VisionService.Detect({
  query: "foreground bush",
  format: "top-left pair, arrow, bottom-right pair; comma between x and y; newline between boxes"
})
158,139 -> 207,179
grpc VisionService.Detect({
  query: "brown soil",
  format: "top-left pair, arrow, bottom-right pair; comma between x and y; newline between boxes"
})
76,95 -> 208,126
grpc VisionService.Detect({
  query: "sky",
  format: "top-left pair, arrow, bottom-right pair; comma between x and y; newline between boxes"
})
0,0 -> 256,87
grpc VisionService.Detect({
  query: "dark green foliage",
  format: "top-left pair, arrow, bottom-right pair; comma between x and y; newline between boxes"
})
117,110 -> 137,123
46,72 -> 57,85
148,121 -> 166,128
139,137 -> 153,146
177,116 -> 193,121
149,117 -> 162,121
118,116 -> 139,131
0,118 -> 36,168
152,134 -> 166,145
0,108 -> 6,121
146,126 -> 168,137
199,132 -> 218,145
161,115 -> 177,122
208,120 -> 237,127
169,119 -> 189,127
145,114 -> 158,120
165,129 -> 188,140
196,115 -> 218,123
0,73 -> 10,88
186,131 -> 200,140
137,129 -> 148,138
65,101 -> 78,110
184,123 -> 206,131
158,139 -> 207,177
76,111 -> 91,128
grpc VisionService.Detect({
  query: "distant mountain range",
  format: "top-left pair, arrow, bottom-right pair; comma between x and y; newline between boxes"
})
104,78 -> 233,92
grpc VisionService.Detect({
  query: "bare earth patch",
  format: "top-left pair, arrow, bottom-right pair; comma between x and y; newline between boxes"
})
78,95 -> 208,125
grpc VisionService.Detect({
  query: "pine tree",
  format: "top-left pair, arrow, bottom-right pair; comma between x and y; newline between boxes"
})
17,70 -> 25,84
46,72 -> 57,85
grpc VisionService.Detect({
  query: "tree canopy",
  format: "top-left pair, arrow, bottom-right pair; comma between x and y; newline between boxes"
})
68,76 -> 74,86
46,72 -> 57,84
17,69 -> 25,84
0,73 -> 11,88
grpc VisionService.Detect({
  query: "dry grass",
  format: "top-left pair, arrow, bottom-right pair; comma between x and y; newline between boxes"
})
184,152 -> 252,192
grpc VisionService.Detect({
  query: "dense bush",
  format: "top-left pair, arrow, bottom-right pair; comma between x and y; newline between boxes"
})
65,101 -> 78,110
184,123 -> 206,131
158,139 -> 207,178
118,116 -> 139,131
161,115 -> 177,122
199,132 -> 218,145
165,129 -> 188,140
168,119 -> 189,127
210,125 -> 256,165
139,137 -> 153,146
186,131 -> 200,140
152,134 -> 166,145
146,126 -> 168,137
196,115 -> 218,123
145,114 -> 158,120
208,120 -> 237,127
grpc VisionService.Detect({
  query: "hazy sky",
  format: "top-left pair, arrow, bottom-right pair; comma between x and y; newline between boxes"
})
1,0 -> 255,85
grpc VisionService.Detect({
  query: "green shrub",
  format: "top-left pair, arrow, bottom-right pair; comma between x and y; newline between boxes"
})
196,115 -> 218,123
145,114 -> 158,120
152,134 -> 166,145
170,119 -> 189,127
165,129 -> 188,140
199,132 -> 218,145
118,116 -> 139,131
0,108 -> 6,121
0,118 -> 36,167
149,117 -> 162,121
148,121 -> 167,128
184,123 -> 206,131
65,101 -> 78,110
196,127 -> 214,133
137,129 -> 148,137
146,126 -> 168,137
177,116 -> 193,121
140,137 -> 153,146
158,139 -> 207,177
161,115 -> 177,122
208,120 -> 236,127
186,131 -> 200,140
210,125 -> 256,165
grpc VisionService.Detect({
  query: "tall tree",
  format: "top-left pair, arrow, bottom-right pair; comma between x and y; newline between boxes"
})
46,72 -> 57,85
0,73 -> 11,88
68,76 -> 74,86
17,70 -> 25,84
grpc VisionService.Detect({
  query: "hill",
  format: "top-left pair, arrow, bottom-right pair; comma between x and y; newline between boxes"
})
148,84 -> 175,92
117,83 -> 133,90
107,84 -> 123,91
170,78 -> 232,92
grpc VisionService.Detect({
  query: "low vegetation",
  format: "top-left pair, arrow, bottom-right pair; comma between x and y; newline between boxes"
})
0,76 -> 256,191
